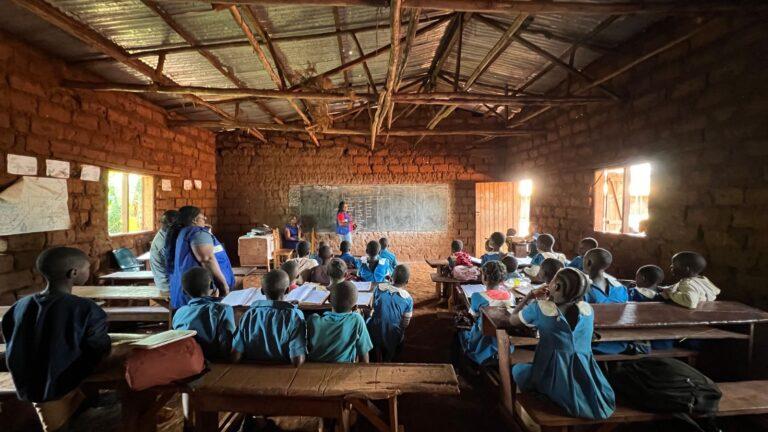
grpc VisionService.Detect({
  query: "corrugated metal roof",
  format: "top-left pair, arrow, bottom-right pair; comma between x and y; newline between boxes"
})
0,0 -> 662,127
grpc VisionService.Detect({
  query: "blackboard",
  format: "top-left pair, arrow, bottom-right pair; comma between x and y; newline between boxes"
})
288,184 -> 449,233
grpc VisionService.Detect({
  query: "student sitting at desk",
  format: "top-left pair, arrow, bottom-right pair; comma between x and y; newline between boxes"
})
357,241 -> 392,283
480,232 -> 507,265
661,251 -> 721,309
539,258 -> 565,284
288,241 -> 319,283
150,209 -> 178,291
583,248 -> 631,355
172,267 -> 236,360
629,265 -> 665,302
450,240 -> 481,281
2,247 -> 112,431
307,281 -> 373,363
326,258 -> 348,290
458,261 -> 514,365
281,260 -> 300,292
306,245 -> 334,285
309,241 -> 326,262
379,237 -> 398,272
566,237 -> 597,271
233,270 -> 306,366
369,265 -> 414,361
338,240 -> 356,269
523,233 -> 568,280
507,268 -> 616,420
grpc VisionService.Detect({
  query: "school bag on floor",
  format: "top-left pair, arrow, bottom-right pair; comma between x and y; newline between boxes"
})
609,358 -> 722,432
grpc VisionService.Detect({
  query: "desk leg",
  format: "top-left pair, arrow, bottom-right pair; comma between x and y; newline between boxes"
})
447,283 -> 455,311
193,410 -> 218,432
747,323 -> 755,375
496,329 -> 514,417
388,396 -> 399,432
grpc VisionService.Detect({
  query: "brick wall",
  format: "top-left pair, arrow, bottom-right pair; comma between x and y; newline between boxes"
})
217,110 -> 510,262
506,17 -> 768,308
0,32 -> 217,302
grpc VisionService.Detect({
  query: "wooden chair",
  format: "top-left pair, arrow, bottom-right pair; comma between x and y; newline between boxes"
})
272,228 -> 294,269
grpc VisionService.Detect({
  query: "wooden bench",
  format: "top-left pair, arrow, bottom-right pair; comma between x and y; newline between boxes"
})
509,347 -> 699,365
187,362 -> 460,432
102,306 -> 171,327
518,380 -> 768,432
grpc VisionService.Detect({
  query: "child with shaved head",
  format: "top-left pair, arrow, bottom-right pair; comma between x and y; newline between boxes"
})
368,265 -> 414,361
2,247 -> 111,430
661,252 -> 720,309
524,233 -> 568,280
307,281 -> 373,363
567,237 -> 598,271
582,248 -> 631,354
628,265 -> 665,302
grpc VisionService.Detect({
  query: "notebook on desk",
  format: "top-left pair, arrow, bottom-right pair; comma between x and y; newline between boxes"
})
221,288 -> 266,307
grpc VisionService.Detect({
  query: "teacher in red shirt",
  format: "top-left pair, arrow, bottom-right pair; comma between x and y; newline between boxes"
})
335,201 -> 354,245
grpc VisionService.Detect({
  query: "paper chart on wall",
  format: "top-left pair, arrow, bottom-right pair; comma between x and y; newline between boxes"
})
80,164 -> 100,181
161,179 -> 172,191
194,180 -> 202,190
46,160 -> 70,178
0,177 -> 70,236
183,179 -> 193,190
7,154 -> 37,175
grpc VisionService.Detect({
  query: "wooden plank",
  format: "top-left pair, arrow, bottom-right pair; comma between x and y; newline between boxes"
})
0,373 -> 15,396
73,285 -> 169,301
509,347 -> 698,365
102,306 -> 170,322
509,326 -> 751,347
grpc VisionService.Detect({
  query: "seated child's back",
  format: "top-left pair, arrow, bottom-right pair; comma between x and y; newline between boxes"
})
2,247 -> 111,402
628,265 -> 664,302
368,265 -> 414,361
233,269 -> 306,365
662,251 -> 720,309
524,234 -> 568,279
338,240 -> 356,269
308,281 -> 373,363
378,237 -> 398,272
357,241 -> 392,282
480,232 -> 506,265
172,267 -> 236,360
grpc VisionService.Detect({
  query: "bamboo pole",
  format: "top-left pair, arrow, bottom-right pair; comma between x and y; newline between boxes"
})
370,0 -> 403,150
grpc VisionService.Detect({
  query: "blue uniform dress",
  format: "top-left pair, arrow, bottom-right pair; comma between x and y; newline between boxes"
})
338,252 -> 356,269
458,287 -> 514,365
480,252 -> 503,266
233,300 -> 307,363
172,297 -> 236,360
367,284 -> 414,361
283,224 -> 300,251
567,255 -> 583,271
585,275 -> 629,354
308,312 -> 373,362
378,248 -> 398,272
513,300 -> 616,420
357,256 -> 392,282
169,226 -> 235,309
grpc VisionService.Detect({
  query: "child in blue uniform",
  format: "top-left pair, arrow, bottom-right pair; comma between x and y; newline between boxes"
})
458,261 -> 514,365
233,269 -> 307,366
583,248 -> 631,354
308,281 -> 373,363
501,255 -> 521,279
338,240 -> 356,269
378,237 -> 398,273
327,258 -> 348,289
172,267 -> 236,360
357,241 -> 392,282
2,247 -> 112,430
524,234 -> 568,281
567,237 -> 597,271
280,260 -> 300,291
368,265 -> 414,361
539,258 -> 565,284
628,265 -> 664,302
480,232 -> 506,265
507,268 -> 616,420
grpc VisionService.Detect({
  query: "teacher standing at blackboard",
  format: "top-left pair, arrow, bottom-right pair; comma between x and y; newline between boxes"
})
336,201 -> 354,245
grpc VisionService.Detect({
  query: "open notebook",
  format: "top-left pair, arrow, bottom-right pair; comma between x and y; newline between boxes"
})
461,284 -> 487,304
351,281 -> 373,292
221,288 -> 266,307
286,283 -> 330,306
356,291 -> 373,307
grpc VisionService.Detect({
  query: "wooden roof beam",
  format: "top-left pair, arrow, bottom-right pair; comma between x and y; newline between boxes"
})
370,0 -> 404,150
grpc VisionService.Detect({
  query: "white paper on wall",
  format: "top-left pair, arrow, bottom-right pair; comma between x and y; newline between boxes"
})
183,179 -> 193,190
7,154 -> 37,176
46,160 -> 70,178
0,177 -> 70,236
161,179 -> 172,191
80,164 -> 101,181
194,180 -> 202,190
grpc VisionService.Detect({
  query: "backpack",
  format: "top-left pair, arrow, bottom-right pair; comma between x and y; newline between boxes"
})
609,358 -> 722,432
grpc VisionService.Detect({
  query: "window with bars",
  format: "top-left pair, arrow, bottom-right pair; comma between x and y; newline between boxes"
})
107,170 -> 154,235
593,163 -> 650,235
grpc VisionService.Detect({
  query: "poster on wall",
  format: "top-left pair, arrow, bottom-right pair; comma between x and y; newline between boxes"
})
161,179 -> 172,191
46,160 -> 70,178
194,180 -> 202,190
7,154 -> 37,176
0,177 -> 70,236
80,164 -> 101,182
183,179 -> 193,190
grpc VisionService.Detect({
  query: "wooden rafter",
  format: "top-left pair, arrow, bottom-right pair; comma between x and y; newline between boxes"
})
10,0 -> 267,142
242,6 -> 290,88
140,0 -> 285,125
521,27 -> 615,55
169,120 -> 545,137
510,18 -> 715,127
424,13 -> 464,92
370,0 -> 403,150
332,7 -> 352,90
350,33 -> 378,95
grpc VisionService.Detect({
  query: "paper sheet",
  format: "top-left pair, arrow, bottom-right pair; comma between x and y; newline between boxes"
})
161,179 -> 172,191
351,281 -> 372,292
46,159 -> 70,178
7,154 -> 37,175
461,284 -> 487,301
221,288 -> 265,306
194,179 -> 202,190
286,283 -> 316,303
302,290 -> 329,305
0,177 -> 70,236
183,179 -> 193,190
80,164 -> 100,181
356,291 -> 373,307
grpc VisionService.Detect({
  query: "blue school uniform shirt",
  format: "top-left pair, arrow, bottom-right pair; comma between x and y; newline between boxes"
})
357,256 -> 392,282
513,300 -> 616,420
458,287 -> 514,365
368,284 -> 414,361
628,287 -> 662,302
480,252 -> 503,266
338,252 -> 356,269
1,292 -> 111,402
584,275 -> 629,354
172,297 -> 236,360
567,255 -> 583,271
379,248 -> 398,272
233,300 -> 307,362
308,311 -> 373,363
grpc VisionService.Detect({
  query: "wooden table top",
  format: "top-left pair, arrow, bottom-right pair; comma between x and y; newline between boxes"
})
188,363 -> 459,399
100,270 -> 154,280
482,301 -> 768,336
73,286 -> 169,301
136,252 -> 151,262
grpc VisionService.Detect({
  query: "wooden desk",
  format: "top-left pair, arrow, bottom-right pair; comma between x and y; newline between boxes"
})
100,270 -> 155,285
481,301 -> 768,424
74,286 -> 169,302
187,363 -> 459,432
137,251 -> 151,270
